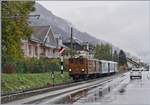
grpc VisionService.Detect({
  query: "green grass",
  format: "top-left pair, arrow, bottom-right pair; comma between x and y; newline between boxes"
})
1,72 -> 72,93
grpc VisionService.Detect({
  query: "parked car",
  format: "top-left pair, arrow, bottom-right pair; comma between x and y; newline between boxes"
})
130,67 -> 142,80
145,66 -> 149,71
141,67 -> 146,71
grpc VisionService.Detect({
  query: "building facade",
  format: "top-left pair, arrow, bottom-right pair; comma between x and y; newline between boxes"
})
21,25 -> 61,59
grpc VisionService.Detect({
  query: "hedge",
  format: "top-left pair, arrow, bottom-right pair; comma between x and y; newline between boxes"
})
2,58 -> 68,73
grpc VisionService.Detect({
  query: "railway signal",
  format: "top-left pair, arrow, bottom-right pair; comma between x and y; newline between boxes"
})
59,47 -> 65,77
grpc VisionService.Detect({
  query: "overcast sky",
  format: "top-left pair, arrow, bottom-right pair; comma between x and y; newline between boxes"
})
37,1 -> 150,63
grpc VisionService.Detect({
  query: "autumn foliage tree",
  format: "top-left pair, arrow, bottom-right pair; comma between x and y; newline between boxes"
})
2,1 -> 35,63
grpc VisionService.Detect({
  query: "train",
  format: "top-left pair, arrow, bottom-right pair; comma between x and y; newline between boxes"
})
68,57 -> 118,80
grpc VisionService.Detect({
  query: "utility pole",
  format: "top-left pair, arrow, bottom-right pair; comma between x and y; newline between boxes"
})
70,27 -> 73,58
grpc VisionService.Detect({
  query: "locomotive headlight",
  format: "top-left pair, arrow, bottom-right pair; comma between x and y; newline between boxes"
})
69,69 -> 72,72
82,69 -> 85,72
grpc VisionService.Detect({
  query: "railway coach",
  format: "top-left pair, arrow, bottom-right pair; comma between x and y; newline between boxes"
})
68,57 -> 118,80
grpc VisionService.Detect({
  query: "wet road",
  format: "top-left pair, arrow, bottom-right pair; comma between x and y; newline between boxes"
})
74,71 -> 150,104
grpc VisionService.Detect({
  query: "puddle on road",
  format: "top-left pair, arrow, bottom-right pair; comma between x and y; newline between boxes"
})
51,89 -> 89,104
26,72 -> 149,104
48,72 -> 150,104
52,76 -> 128,104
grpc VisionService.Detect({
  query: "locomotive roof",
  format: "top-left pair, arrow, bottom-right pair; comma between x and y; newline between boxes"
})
68,58 -> 118,64
100,60 -> 117,64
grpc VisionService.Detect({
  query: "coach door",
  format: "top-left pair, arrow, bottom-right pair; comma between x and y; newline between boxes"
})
108,62 -> 110,73
99,61 -> 102,73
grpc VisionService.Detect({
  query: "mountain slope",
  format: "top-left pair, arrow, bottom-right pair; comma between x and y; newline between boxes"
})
29,3 -> 120,50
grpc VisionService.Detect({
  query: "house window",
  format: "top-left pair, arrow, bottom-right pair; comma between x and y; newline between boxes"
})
45,48 -> 47,56
46,48 -> 49,57
48,49 -> 50,57
40,47 -> 44,56
29,45 -> 32,56
49,49 -> 52,55
35,46 -> 38,56
21,43 -> 26,55
53,49 -> 55,54
42,47 -> 46,56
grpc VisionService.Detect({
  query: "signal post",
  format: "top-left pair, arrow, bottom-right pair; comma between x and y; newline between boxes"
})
59,47 -> 65,77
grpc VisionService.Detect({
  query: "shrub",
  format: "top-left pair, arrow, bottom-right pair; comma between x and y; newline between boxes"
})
2,58 -> 65,73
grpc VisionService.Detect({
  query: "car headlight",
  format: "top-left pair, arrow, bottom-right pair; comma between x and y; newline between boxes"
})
82,69 -> 85,72
69,69 -> 72,71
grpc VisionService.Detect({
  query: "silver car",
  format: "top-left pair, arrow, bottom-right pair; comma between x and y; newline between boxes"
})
130,67 -> 142,79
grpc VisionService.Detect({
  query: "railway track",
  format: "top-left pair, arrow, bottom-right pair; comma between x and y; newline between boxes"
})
2,72 -> 127,104
29,78 -> 114,104
1,76 -> 109,103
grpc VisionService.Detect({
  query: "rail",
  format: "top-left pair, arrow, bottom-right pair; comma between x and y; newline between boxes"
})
1,72 -> 126,104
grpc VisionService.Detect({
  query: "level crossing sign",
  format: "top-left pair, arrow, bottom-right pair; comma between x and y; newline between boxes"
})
59,47 -> 65,55
59,47 -> 65,77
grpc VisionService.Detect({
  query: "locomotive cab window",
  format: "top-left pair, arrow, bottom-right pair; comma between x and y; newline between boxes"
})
74,58 -> 79,64
69,59 -> 74,63
78,56 -> 84,64
79,58 -> 84,64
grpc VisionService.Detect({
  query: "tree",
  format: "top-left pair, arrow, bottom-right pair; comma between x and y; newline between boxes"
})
2,1 -> 35,63
94,44 -> 112,60
113,50 -> 119,62
119,50 -> 127,66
